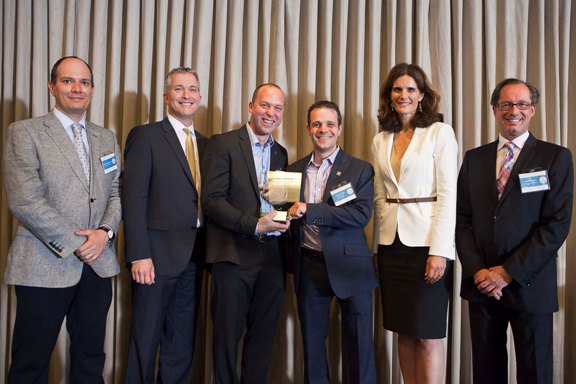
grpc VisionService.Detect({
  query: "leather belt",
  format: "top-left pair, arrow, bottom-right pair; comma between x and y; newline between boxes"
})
386,197 -> 437,204
301,247 -> 325,261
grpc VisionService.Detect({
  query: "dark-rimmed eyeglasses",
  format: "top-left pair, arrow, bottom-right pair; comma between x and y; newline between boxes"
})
496,102 -> 532,111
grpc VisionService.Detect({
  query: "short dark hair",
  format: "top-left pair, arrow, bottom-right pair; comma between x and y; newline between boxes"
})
50,56 -> 94,87
378,63 -> 443,132
307,100 -> 342,126
251,83 -> 285,102
164,67 -> 200,93
490,78 -> 540,107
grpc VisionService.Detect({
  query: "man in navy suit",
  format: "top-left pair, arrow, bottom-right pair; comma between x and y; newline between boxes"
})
457,78 -> 573,384
286,100 -> 378,383
202,83 -> 291,384
122,68 -> 207,383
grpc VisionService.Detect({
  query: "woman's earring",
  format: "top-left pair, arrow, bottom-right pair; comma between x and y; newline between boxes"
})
391,102 -> 395,111
418,101 -> 423,112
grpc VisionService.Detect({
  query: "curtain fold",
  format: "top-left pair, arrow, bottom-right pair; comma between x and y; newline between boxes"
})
1,1 -> 574,383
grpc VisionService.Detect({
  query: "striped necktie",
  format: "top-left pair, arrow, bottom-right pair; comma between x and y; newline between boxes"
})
497,142 -> 515,198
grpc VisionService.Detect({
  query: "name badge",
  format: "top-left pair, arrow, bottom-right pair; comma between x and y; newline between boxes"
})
519,169 -> 550,193
330,182 -> 356,206
100,153 -> 118,174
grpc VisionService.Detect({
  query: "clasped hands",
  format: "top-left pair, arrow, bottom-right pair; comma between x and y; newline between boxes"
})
473,265 -> 512,300
74,228 -> 108,265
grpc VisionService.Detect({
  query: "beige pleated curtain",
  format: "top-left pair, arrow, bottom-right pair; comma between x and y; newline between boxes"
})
1,0 -> 575,383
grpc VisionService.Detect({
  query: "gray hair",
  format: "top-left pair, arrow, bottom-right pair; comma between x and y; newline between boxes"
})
164,67 -> 200,93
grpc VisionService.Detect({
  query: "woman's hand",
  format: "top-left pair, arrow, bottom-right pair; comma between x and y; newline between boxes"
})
424,255 -> 447,284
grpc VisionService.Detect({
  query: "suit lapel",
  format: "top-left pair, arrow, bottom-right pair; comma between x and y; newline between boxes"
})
380,132 -> 398,186
323,150 -> 349,202
196,131 -> 208,163
479,141 -> 500,205
238,126 -> 260,197
43,113 -> 90,192
161,118 -> 195,187
399,127 -> 424,180
270,143 -> 285,171
86,122 -> 101,193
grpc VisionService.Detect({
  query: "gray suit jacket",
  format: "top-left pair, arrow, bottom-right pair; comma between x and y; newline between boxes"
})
3,111 -> 121,288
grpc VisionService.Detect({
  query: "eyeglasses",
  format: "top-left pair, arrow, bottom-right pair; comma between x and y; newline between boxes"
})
496,102 -> 532,111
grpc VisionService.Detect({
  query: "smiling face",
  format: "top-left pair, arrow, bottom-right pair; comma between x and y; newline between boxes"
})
164,72 -> 202,127
48,57 -> 94,121
307,106 -> 342,158
391,75 -> 424,124
248,85 -> 285,142
493,83 -> 535,140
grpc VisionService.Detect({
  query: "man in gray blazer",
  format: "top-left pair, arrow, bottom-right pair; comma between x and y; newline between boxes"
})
3,56 -> 121,384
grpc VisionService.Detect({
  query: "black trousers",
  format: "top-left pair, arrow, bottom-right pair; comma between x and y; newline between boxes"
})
468,301 -> 553,384
210,240 -> 285,384
125,261 -> 202,384
8,264 -> 112,384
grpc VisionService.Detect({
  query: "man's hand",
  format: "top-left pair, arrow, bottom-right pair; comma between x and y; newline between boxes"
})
288,202 -> 307,219
261,185 -> 288,205
131,258 -> 156,285
424,255 -> 447,284
474,266 -> 512,300
75,229 -> 108,265
257,210 -> 290,234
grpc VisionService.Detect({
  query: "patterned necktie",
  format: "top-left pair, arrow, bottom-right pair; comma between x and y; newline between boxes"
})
497,142 -> 515,198
72,123 -> 90,181
183,128 -> 202,223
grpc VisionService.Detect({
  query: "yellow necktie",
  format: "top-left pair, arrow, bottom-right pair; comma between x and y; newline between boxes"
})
183,128 -> 202,223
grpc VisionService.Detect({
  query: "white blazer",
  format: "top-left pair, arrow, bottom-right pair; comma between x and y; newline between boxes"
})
372,122 -> 457,259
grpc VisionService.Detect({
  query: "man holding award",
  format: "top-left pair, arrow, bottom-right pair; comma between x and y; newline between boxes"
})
202,83 -> 291,384
286,100 -> 378,383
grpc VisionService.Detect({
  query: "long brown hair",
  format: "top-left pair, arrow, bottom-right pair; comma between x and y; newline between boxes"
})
378,63 -> 443,132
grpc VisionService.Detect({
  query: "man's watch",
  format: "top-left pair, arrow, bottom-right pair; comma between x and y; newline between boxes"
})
98,226 -> 114,241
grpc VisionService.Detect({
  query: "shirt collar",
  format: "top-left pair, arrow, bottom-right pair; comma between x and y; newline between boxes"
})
307,147 -> 340,167
167,113 -> 195,135
246,122 -> 274,147
53,107 -> 86,130
498,131 -> 529,150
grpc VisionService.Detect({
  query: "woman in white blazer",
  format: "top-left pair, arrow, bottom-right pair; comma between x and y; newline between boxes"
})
372,63 -> 457,384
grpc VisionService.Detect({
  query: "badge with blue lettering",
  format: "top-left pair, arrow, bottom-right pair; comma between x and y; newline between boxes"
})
100,153 -> 118,174
330,182 -> 356,206
518,169 -> 550,193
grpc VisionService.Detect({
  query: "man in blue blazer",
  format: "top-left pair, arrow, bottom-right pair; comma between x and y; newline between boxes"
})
202,83 -> 291,384
457,78 -> 573,384
122,68 -> 207,383
286,100 -> 378,383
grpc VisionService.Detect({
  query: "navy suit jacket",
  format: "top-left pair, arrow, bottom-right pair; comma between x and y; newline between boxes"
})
122,118 -> 207,276
456,133 -> 573,313
288,149 -> 378,299
202,125 -> 288,265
